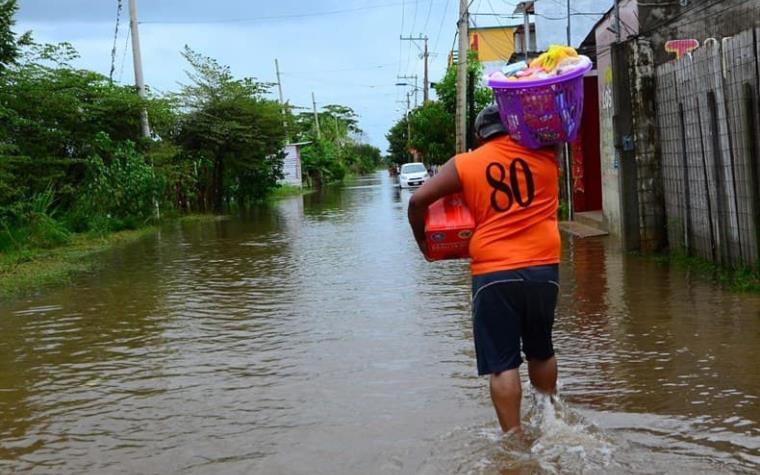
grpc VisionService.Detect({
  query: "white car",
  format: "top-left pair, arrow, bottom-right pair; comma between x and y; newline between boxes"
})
398,163 -> 430,188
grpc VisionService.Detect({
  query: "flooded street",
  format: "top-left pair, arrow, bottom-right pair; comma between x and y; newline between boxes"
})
1,172 -> 759,474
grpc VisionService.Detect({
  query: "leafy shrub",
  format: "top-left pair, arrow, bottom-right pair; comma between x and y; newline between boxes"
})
76,133 -> 163,228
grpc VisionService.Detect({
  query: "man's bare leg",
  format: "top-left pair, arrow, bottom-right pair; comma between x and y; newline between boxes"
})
527,356 -> 557,394
490,369 -> 523,434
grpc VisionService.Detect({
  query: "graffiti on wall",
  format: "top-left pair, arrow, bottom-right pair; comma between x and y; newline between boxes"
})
600,66 -> 618,170
665,39 -> 700,59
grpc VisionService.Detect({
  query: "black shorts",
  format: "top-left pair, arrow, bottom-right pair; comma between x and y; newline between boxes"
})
471,265 -> 559,376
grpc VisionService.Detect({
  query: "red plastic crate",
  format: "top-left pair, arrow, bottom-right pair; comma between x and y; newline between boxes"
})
424,193 -> 475,261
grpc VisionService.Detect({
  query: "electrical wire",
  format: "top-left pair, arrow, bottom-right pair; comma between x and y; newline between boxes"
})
140,0 -> 436,24
117,25 -> 131,83
396,0 -> 407,101
422,0 -> 435,33
431,0 -> 452,62
109,0 -> 123,83
403,0 -> 421,77
283,62 -> 400,75
469,15 -> 511,61
485,0 -> 520,45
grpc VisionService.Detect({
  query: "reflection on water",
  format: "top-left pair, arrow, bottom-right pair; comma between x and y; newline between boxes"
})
1,172 -> 759,474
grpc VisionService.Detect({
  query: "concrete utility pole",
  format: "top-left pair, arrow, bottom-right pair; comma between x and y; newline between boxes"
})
400,35 -> 430,104
275,59 -> 289,141
397,74 -> 418,107
523,8 -> 531,60
275,59 -> 285,105
406,92 -> 413,161
614,0 -> 622,42
423,37 -> 429,103
311,92 -> 321,139
456,0 -> 469,153
128,0 -> 150,138
128,0 -> 158,220
565,0 -> 571,45
564,0 -> 573,220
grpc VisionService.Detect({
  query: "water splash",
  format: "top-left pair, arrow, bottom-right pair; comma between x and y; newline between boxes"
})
523,389 -> 614,474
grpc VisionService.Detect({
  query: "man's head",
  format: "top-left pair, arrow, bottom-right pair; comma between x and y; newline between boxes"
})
474,105 -> 508,144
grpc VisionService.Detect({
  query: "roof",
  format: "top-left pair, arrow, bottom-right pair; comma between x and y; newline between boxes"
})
514,1 -> 535,15
469,25 -> 521,32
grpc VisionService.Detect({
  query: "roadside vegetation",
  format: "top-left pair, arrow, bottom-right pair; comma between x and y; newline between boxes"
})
652,252 -> 760,293
0,0 -> 381,296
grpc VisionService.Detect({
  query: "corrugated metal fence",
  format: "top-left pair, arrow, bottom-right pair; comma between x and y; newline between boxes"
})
655,28 -> 760,267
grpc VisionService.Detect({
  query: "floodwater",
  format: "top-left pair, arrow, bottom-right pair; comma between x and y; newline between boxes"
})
1,172 -> 758,474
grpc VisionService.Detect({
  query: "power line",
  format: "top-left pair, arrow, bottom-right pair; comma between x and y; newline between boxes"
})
282,62 -> 400,75
140,0 -> 437,24
117,24 -> 131,83
431,0 -> 452,60
422,0 -> 435,33
109,0 -> 123,83
397,0 -> 407,102
485,0 -> 517,46
403,0 -> 421,76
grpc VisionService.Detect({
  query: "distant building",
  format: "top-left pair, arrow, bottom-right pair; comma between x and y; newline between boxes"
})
279,142 -> 309,187
512,23 -> 537,59
468,26 -> 517,74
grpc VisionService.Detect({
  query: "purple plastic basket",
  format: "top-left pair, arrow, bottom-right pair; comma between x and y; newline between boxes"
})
488,63 -> 592,149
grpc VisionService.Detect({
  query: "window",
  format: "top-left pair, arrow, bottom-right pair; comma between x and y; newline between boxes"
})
401,163 -> 426,174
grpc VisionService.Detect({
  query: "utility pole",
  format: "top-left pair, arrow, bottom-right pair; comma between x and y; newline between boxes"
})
614,0 -> 622,42
311,92 -> 321,139
128,0 -> 158,220
128,0 -> 150,138
566,0 -> 571,45
523,8 -> 531,61
275,58 -> 289,141
397,74 -> 418,107
400,35 -> 430,104
423,37 -> 429,103
564,0 -> 573,220
456,0 -> 469,152
406,91 -> 413,161
274,59 -> 285,105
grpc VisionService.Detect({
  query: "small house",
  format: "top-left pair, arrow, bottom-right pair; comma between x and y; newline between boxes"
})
279,142 -> 310,188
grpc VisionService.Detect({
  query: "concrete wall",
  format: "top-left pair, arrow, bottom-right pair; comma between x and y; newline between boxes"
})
469,27 -> 516,62
626,38 -> 666,252
280,144 -> 302,187
594,0 -> 639,238
639,0 -> 760,65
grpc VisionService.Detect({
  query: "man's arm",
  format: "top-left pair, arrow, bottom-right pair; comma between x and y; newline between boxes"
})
407,158 -> 463,257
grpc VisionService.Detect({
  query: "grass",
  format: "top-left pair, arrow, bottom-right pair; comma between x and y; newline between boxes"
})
270,184 -> 314,200
0,227 -> 157,299
650,251 -> 760,293
0,214 -> 222,300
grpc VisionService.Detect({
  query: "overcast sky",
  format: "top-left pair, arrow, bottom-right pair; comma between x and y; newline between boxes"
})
15,0 -> 522,151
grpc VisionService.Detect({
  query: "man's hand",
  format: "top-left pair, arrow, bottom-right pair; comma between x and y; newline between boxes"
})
407,158 -> 463,260
416,238 -> 434,262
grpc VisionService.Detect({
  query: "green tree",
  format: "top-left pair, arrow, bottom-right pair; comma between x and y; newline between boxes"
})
385,115 -> 410,165
173,46 -> 286,212
408,102 -> 455,165
0,38 -> 172,228
433,50 -> 493,117
0,0 -> 19,69
300,138 -> 343,188
341,143 -> 382,174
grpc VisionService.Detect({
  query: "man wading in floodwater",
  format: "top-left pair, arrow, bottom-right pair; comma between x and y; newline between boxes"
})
407,105 -> 561,436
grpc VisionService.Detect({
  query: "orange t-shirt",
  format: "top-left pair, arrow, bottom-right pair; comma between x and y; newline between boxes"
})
454,136 -> 560,275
